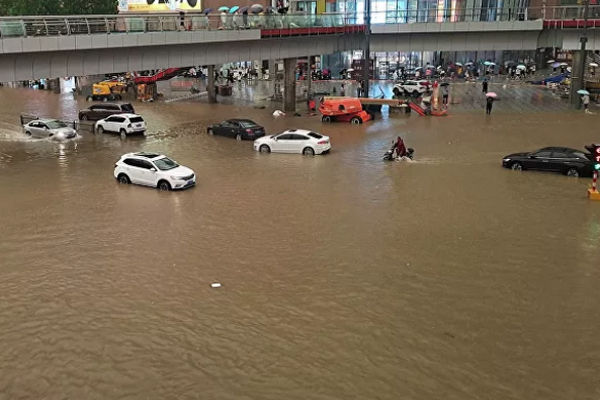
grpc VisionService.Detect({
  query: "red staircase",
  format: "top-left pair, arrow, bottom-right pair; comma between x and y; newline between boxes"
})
134,68 -> 187,84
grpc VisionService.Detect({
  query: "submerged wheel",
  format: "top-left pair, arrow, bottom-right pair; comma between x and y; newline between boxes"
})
259,144 -> 271,153
117,174 -> 130,184
207,128 -> 213,135
350,116 -> 362,124
81,114 -> 88,121
25,131 -> 31,137
97,126 -> 104,134
510,162 -> 523,171
102,97 -> 108,102
86,96 -> 93,102
566,168 -> 580,177
321,115 -> 331,122
302,147 -> 315,156
158,180 -> 171,191
235,134 -> 242,141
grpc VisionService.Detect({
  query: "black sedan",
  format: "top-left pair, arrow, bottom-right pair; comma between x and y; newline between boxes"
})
502,146 -> 594,177
207,119 -> 265,140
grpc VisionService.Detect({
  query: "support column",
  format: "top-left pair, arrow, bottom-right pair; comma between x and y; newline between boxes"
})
283,58 -> 297,113
307,55 -> 315,98
570,50 -> 586,109
207,65 -> 217,103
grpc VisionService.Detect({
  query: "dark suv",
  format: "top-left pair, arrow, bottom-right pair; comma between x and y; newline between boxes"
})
78,103 -> 135,121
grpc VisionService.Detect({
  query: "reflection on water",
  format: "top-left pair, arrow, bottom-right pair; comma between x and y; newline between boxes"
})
0,87 -> 599,400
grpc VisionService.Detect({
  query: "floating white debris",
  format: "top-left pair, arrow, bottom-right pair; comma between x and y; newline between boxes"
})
211,283 -> 222,288
273,110 -> 285,117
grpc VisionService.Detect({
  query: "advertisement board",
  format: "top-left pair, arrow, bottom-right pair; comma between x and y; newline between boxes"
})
119,0 -> 202,12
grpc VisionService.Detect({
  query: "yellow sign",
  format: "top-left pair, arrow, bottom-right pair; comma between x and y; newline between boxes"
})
121,0 -> 202,12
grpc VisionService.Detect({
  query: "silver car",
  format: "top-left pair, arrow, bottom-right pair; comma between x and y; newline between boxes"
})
23,119 -> 77,140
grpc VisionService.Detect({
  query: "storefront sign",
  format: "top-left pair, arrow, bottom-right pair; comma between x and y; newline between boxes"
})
119,0 -> 202,12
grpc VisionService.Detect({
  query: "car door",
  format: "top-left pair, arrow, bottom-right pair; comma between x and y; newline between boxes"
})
215,121 -> 232,137
524,150 -> 553,170
291,134 -> 310,153
271,134 -> 293,153
27,121 -> 42,138
112,116 -> 126,132
101,116 -> 116,132
549,152 -> 572,172
126,159 -> 154,185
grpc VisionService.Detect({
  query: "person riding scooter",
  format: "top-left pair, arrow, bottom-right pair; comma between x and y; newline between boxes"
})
394,136 -> 408,159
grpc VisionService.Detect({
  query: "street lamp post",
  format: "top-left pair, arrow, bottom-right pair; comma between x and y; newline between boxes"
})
362,0 -> 371,98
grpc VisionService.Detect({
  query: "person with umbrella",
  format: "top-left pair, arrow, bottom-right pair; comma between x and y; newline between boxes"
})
579,90 -> 591,113
485,92 -> 496,115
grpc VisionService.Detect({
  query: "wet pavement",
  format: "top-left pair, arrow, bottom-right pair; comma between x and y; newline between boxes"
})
0,85 -> 599,400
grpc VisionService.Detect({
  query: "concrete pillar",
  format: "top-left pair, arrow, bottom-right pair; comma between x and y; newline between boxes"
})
207,65 -> 217,103
570,50 -> 586,109
283,58 -> 297,113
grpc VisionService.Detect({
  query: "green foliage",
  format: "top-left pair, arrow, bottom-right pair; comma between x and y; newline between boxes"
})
1,0 -> 118,15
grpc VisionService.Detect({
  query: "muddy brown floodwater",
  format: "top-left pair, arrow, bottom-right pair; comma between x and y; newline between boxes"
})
0,87 -> 599,400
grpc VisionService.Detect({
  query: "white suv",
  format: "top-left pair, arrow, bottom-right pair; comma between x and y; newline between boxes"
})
393,80 -> 429,96
96,113 -> 146,136
113,152 -> 196,191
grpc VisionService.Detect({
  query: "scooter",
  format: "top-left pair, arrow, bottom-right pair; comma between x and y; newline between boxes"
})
383,147 -> 414,161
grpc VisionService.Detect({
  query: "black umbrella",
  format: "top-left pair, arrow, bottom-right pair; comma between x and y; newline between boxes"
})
440,82 -> 450,86
239,6 -> 249,13
203,7 -> 212,14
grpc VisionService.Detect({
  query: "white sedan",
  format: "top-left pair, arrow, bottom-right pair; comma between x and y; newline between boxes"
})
253,129 -> 331,155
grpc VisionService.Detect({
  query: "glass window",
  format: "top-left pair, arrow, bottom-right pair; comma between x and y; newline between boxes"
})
124,158 -> 141,167
277,134 -> 293,140
572,151 -> 589,159
308,132 -> 323,139
107,105 -> 120,111
551,152 -> 569,158
532,151 -> 552,158
153,157 -> 179,171
129,117 -> 144,123
114,117 -> 126,123
239,120 -> 259,128
46,120 -> 68,129
292,134 -> 309,140
121,104 -> 134,112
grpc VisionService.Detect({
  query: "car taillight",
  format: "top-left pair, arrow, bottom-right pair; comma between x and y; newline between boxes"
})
420,82 -> 428,86
318,140 -> 327,145
246,129 -> 253,134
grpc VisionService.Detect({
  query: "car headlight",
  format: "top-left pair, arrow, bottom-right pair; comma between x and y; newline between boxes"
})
170,176 -> 184,180
503,158 -> 511,162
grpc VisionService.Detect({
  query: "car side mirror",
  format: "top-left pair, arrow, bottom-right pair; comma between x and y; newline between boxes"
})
528,155 -> 536,159
273,137 -> 278,141
150,168 -> 156,172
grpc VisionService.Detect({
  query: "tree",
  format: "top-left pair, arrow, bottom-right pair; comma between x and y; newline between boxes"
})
0,0 -> 117,15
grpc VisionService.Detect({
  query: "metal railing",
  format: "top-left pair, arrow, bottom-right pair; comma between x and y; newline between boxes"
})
0,6 -> 596,38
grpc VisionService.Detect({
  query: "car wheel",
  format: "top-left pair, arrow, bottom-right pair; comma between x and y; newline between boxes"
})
102,97 -> 108,102
115,95 -> 122,101
207,128 -> 213,135
259,144 -> 271,153
235,134 -> 242,141
566,168 -> 580,177
97,126 -> 104,134
321,115 -> 331,122
86,96 -> 93,102
351,116 -> 362,124
119,128 -> 127,137
302,147 -> 315,156
117,174 -> 130,184
158,180 -> 171,191
81,114 -> 88,121
510,162 -> 523,171
25,131 -> 31,137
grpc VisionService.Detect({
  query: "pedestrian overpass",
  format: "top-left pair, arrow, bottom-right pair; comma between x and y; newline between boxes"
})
0,6 -> 598,81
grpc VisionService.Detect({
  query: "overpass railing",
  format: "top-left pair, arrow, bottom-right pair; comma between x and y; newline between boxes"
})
0,6 -> 594,38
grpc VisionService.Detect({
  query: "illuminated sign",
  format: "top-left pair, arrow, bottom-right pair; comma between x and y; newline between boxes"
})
595,146 -> 600,170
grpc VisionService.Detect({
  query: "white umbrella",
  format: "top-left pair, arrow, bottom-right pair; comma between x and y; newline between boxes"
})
454,62 -> 463,66
591,62 -> 599,67
464,62 -> 473,66
546,59 -> 556,64
567,67 -> 572,73
484,61 -> 496,66
516,64 -> 526,70
560,62 -> 569,66
346,68 -> 354,72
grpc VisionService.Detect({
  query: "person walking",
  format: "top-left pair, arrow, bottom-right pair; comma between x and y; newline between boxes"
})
482,79 -> 488,94
340,83 -> 346,97
485,96 -> 494,115
582,93 -> 591,113
441,84 -> 449,109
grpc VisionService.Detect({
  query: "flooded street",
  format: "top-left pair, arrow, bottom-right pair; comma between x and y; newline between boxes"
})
0,87 -> 599,400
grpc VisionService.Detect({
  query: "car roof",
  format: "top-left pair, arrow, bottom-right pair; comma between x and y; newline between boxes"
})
282,129 -> 313,135
229,118 -> 256,123
123,152 -> 164,160
34,118 -> 59,123
113,113 -> 141,118
539,147 -> 580,153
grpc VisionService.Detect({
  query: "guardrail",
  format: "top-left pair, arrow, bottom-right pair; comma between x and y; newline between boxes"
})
0,6 -> 597,38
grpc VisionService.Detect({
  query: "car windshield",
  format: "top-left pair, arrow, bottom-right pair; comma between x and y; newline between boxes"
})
45,120 -> 68,129
130,117 -> 144,123
153,157 -> 179,171
121,104 -> 134,112
240,121 -> 258,128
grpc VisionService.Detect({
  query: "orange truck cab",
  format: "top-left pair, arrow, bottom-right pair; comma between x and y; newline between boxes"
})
319,97 -> 373,124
